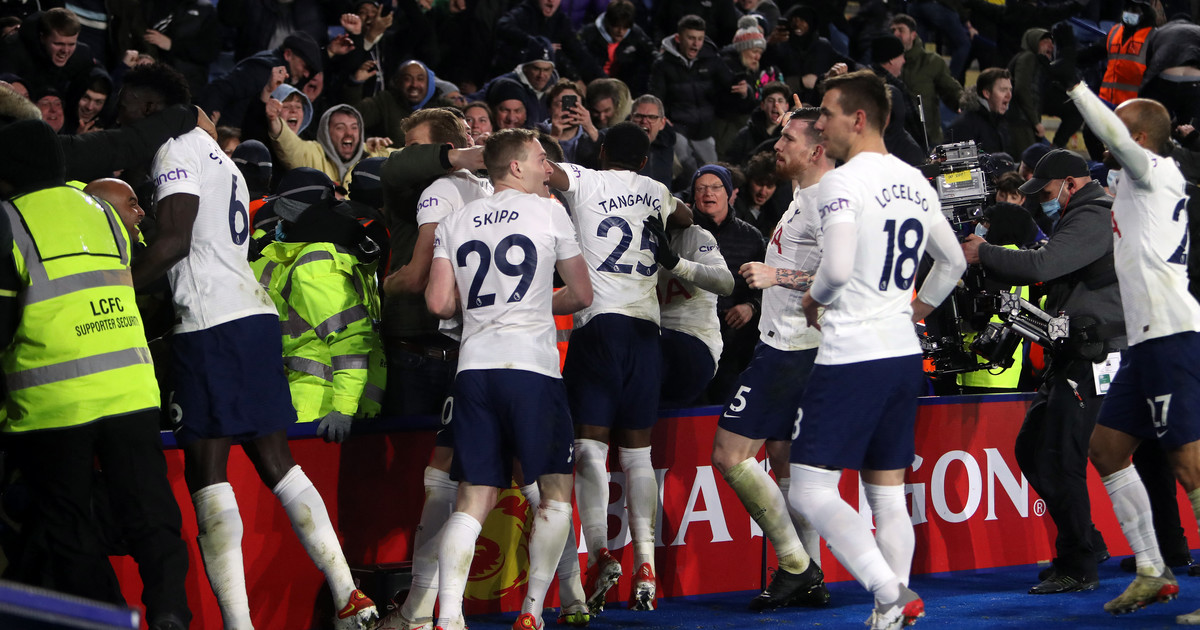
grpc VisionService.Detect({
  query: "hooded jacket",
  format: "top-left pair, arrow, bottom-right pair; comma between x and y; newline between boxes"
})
0,11 -> 97,98
271,104 -> 386,186
900,35 -> 964,147
471,68 -> 559,128
343,60 -> 438,141
649,34 -> 738,140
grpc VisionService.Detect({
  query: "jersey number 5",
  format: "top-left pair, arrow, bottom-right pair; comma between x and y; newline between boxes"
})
456,234 -> 538,309
879,218 -> 924,291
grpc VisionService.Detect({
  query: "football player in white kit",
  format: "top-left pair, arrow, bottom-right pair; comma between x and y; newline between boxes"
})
717,107 -> 832,611
122,64 -> 377,630
547,122 -> 690,613
651,209 -> 734,408
424,128 -> 593,630
789,70 -> 965,630
1055,72 -> 1200,620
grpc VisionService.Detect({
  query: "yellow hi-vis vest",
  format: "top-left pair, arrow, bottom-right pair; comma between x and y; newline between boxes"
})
1,187 -> 158,432
958,245 -> 1029,391
252,241 -> 385,422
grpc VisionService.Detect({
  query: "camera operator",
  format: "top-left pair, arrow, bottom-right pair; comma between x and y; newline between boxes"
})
961,149 -> 1124,595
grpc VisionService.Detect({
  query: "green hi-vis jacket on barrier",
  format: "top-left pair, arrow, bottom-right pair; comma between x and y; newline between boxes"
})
1,186 -> 158,432
252,241 -> 385,422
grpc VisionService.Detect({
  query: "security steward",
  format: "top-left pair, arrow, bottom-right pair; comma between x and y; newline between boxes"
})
252,175 -> 386,440
962,149 -> 1124,595
0,120 -> 190,629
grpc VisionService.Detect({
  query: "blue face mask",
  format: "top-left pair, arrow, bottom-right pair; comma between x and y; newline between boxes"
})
274,220 -> 287,242
1123,11 -> 1140,26
974,223 -> 988,238
1040,180 -> 1068,220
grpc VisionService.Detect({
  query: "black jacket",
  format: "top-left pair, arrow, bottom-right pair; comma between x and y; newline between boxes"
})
217,0 -> 326,63
949,89 -> 1012,156
494,0 -> 603,80
579,15 -> 656,95
649,35 -> 738,140
638,124 -> 677,189
873,66 -> 927,166
694,210 -> 766,315
727,109 -> 781,167
144,0 -> 221,99
0,12 -> 97,97
198,48 -> 289,129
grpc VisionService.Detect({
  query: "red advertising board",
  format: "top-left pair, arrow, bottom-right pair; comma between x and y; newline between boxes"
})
111,395 -> 1197,628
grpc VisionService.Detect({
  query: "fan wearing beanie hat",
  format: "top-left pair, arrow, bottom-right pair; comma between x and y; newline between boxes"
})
723,15 -> 785,107
732,16 -> 767,52
866,35 -> 927,166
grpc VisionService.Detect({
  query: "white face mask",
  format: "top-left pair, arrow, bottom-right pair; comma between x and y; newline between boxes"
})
1107,169 -> 1122,193
1123,10 -> 1140,26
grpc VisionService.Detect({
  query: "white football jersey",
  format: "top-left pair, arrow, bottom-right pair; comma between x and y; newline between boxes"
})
152,128 -> 275,333
416,169 -> 494,226
557,163 -> 674,327
658,225 -> 724,366
418,169 -> 494,341
814,152 -> 950,365
433,188 -> 581,378
760,184 -> 823,352
1108,151 -> 1200,345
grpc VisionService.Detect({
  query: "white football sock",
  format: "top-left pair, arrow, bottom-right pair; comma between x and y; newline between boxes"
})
523,499 -> 573,620
193,482 -> 252,629
790,464 -> 900,604
520,483 -> 585,606
619,446 -> 658,569
778,476 -> 821,567
864,482 -> 914,585
401,466 -> 458,622
725,459 -> 809,573
574,439 -> 610,564
1103,465 -> 1164,575
436,512 -> 483,629
273,466 -> 356,609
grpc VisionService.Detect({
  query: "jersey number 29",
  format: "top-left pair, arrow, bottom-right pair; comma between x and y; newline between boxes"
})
456,234 -> 538,309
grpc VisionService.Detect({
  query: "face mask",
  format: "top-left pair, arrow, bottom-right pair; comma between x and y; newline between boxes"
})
975,223 -> 988,238
1041,180 -> 1068,220
1123,11 -> 1140,26
275,220 -> 287,242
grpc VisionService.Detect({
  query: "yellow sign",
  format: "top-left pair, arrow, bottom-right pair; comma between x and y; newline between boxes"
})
943,170 -> 973,184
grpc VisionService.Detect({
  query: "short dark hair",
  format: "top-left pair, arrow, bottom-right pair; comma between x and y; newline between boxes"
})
484,128 -> 538,180
402,107 -> 470,148
537,131 -> 564,162
216,125 -> 241,147
823,69 -> 890,133
976,67 -> 1011,96
606,0 -> 636,29
463,101 -> 493,123
548,79 -> 581,108
678,14 -> 706,33
786,105 -> 822,144
890,13 -> 917,31
586,78 -> 623,108
602,122 -> 650,169
123,63 -> 192,107
83,72 -> 112,97
761,81 -> 792,104
995,171 -> 1024,196
744,151 -> 777,184
41,8 -> 81,37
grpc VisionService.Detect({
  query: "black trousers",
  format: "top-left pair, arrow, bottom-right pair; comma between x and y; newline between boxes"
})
6,409 -> 190,624
1014,357 -> 1107,577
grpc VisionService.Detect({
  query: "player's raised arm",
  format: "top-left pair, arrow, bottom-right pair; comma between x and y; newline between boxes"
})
547,160 -> 572,191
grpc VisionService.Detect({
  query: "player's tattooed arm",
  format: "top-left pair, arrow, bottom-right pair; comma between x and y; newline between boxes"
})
740,262 -> 812,291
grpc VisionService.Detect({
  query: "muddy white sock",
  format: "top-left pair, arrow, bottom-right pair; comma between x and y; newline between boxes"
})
574,439 -> 610,565
273,465 -> 356,609
725,458 -> 809,574
193,482 -> 252,629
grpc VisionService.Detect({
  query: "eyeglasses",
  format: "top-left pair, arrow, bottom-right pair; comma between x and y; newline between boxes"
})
631,113 -> 662,122
694,184 -> 726,194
